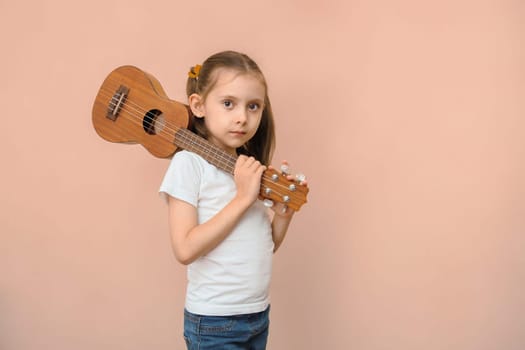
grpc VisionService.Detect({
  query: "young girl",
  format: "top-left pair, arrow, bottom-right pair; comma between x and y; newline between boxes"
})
159,50 -> 307,349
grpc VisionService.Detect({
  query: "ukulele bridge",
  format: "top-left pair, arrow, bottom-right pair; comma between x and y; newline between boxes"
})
106,85 -> 129,121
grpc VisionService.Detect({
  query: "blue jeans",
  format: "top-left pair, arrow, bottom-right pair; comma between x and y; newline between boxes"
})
183,306 -> 270,350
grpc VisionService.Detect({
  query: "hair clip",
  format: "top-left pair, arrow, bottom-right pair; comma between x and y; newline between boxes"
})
188,64 -> 202,80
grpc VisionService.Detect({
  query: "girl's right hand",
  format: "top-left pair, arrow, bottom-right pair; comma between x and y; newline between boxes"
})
233,155 -> 266,207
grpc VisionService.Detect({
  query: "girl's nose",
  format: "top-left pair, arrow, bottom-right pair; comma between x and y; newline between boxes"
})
236,110 -> 248,124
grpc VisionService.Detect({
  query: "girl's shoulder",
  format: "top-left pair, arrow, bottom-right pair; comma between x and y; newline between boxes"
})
170,150 -> 219,177
172,150 -> 206,166
170,150 -> 231,183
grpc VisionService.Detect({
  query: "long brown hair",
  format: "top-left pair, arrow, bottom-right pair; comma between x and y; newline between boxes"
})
186,50 -> 275,165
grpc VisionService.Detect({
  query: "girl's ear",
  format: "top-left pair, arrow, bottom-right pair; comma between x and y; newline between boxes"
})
188,93 -> 205,118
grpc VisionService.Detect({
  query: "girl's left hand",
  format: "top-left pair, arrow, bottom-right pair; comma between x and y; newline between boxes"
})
268,160 -> 308,218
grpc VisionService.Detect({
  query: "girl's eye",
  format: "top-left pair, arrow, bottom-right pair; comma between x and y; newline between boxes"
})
248,103 -> 260,111
223,100 -> 233,108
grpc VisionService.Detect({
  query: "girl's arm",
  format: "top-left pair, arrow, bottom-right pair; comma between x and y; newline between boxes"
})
270,206 -> 295,253
168,155 -> 266,265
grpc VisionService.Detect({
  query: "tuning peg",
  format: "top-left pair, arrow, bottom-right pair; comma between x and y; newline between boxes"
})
263,199 -> 274,208
295,173 -> 306,183
280,164 -> 290,175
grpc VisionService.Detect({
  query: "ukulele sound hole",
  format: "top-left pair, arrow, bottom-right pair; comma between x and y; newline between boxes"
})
143,109 -> 165,135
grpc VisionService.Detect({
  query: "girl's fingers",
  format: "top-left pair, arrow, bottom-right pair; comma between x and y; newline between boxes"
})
236,156 -> 261,173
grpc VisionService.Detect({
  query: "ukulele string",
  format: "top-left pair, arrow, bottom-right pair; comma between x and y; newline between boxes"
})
100,86 -> 248,170
98,87 -> 300,200
99,89 -> 301,203
100,88 -> 236,169
99,87 -> 236,171
110,92 -> 298,198
99,87 -> 235,169
102,94 -> 241,179
100,87 -> 294,194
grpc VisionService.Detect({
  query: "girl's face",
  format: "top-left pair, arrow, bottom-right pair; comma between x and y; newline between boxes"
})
190,68 -> 266,156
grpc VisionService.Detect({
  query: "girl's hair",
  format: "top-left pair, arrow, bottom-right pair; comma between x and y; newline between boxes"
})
186,50 -> 275,165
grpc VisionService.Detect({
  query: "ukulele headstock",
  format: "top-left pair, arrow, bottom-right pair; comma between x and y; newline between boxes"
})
260,167 -> 308,211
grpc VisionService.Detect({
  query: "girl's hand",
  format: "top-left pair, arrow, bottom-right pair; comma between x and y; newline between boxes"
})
233,155 -> 266,208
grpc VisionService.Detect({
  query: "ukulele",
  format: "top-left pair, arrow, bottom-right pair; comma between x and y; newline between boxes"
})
92,65 -> 308,211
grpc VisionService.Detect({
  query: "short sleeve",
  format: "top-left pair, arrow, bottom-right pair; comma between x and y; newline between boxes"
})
159,151 -> 202,207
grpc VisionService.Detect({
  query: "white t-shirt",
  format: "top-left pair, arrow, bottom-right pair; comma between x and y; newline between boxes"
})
159,150 -> 274,316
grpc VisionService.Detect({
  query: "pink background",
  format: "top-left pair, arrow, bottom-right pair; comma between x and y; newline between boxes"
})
1,1 -> 524,349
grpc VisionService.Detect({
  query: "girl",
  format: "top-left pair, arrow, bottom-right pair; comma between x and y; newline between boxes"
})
159,50 -> 307,349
